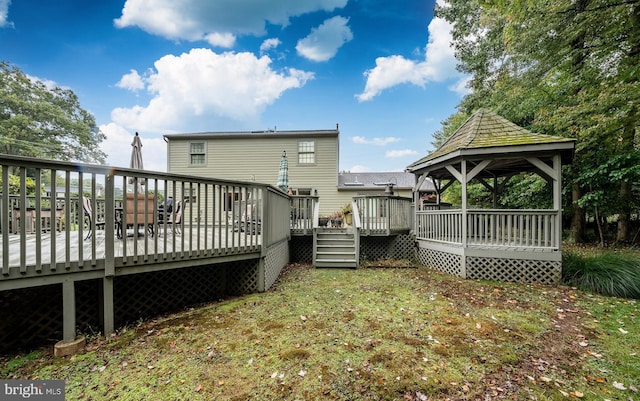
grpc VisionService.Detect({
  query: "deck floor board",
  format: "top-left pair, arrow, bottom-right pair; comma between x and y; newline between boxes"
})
1,225 -> 262,269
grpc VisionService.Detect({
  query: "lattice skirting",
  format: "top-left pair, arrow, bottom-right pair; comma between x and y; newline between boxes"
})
264,239 -> 289,290
466,256 -> 561,284
360,234 -> 416,263
0,259 -> 261,354
416,246 -> 463,277
289,236 -> 313,263
416,242 -> 562,284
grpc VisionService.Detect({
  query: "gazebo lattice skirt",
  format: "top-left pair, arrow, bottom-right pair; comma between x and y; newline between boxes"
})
416,241 -> 562,284
466,256 -> 561,284
416,246 -> 463,277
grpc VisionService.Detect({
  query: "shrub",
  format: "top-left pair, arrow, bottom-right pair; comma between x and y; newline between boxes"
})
562,252 -> 640,299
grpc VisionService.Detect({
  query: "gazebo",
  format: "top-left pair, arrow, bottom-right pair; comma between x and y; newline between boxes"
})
406,109 -> 576,283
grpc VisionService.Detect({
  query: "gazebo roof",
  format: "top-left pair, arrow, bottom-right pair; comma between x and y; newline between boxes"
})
406,109 -> 575,178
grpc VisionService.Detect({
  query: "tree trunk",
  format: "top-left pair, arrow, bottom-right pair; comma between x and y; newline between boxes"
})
617,181 -> 632,243
571,184 -> 586,243
594,206 -> 605,247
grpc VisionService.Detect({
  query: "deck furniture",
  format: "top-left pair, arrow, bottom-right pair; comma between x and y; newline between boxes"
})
82,197 -> 106,240
12,207 -> 63,234
123,193 -> 156,237
162,199 -> 183,235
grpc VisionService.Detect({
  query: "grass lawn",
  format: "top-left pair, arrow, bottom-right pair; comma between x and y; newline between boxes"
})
1,262 -> 638,400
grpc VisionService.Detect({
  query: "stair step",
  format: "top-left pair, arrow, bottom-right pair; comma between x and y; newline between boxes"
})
317,247 -> 354,253
317,240 -> 356,248
315,259 -> 358,268
317,251 -> 355,258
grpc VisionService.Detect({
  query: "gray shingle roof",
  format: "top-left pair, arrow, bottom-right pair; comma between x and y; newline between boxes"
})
338,172 -> 435,192
407,109 -> 575,170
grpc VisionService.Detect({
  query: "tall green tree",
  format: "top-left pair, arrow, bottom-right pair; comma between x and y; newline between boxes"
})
0,61 -> 106,163
435,0 -> 640,244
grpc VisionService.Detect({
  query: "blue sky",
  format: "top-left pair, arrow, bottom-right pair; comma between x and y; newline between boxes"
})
0,0 -> 467,173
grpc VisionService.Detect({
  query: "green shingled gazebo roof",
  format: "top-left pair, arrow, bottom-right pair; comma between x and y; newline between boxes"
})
406,109 -> 575,176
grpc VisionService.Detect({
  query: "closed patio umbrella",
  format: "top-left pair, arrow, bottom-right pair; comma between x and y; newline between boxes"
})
276,150 -> 288,192
129,132 -> 145,191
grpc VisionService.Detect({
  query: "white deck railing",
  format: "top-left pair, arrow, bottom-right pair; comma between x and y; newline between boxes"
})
416,209 -> 560,250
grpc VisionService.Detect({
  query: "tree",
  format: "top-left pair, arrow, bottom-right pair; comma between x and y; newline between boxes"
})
0,61 -> 106,163
435,0 -> 640,244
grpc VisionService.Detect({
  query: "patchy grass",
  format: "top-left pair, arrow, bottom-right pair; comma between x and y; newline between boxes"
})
1,263 -> 639,400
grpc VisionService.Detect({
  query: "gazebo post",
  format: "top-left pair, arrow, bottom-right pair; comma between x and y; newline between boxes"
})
460,160 -> 468,278
553,154 -> 562,252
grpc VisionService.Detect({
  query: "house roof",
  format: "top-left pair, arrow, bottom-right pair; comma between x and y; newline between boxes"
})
338,172 -> 435,192
164,128 -> 339,141
406,109 -> 575,177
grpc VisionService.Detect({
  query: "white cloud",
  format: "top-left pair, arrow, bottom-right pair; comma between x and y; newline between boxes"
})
296,15 -> 353,62
116,69 -> 145,91
114,0 -> 347,44
0,0 -> 12,28
111,48 -> 314,133
449,75 -> 472,96
385,149 -> 419,158
349,164 -> 371,173
351,136 -> 401,146
99,123 -> 167,172
260,38 -> 281,54
357,16 -> 464,101
204,32 -> 236,48
25,74 -> 58,90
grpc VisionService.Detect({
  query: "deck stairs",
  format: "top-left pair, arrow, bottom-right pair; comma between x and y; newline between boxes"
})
314,227 -> 358,268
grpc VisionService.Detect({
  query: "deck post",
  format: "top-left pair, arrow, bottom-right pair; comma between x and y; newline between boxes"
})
103,277 -> 114,335
103,171 -> 116,335
62,280 -> 76,342
54,279 -> 85,356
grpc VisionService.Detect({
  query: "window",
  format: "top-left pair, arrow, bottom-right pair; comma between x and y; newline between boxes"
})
298,140 -> 315,164
190,142 -> 206,165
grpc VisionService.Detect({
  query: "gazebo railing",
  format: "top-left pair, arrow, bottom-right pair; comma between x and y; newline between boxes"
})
416,209 -> 560,250
415,209 -> 463,243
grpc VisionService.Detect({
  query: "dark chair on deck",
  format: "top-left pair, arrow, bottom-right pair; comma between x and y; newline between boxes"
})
82,196 -> 106,240
165,200 -> 183,235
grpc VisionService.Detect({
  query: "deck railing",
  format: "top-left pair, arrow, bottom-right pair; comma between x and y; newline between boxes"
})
0,154 -> 290,286
416,208 -> 560,250
290,195 -> 318,235
354,195 -> 412,235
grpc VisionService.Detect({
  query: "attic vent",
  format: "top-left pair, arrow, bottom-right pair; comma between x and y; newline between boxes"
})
344,176 -> 363,186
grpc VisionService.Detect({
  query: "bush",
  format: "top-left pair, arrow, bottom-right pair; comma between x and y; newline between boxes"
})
562,252 -> 640,298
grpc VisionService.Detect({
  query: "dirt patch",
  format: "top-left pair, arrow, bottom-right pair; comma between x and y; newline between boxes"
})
472,287 -> 589,400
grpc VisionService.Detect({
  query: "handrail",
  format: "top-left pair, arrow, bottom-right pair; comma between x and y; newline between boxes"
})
312,201 -> 321,229
351,200 -> 361,229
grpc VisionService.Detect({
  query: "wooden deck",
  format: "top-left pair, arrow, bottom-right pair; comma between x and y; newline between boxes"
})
1,224 -> 262,286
